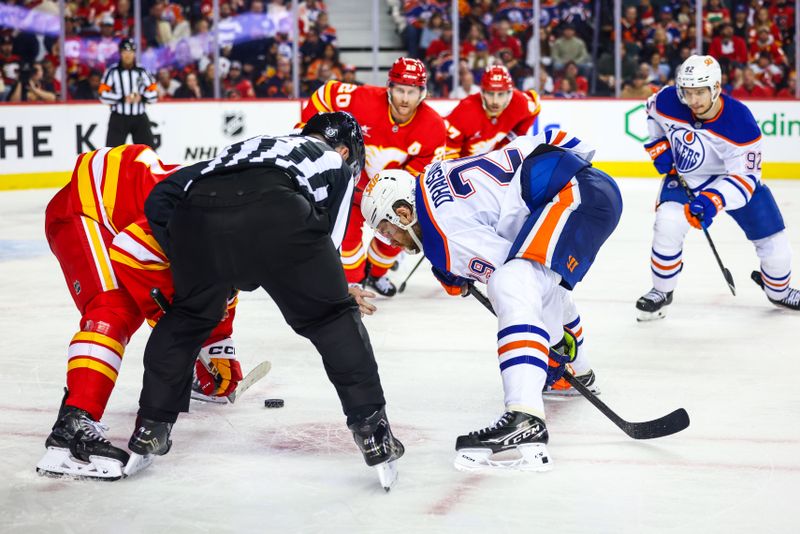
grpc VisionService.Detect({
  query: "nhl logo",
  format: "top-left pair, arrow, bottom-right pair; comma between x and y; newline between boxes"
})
222,112 -> 245,138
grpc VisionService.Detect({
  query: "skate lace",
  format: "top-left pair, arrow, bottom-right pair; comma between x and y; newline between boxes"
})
782,288 -> 800,307
470,412 -> 514,437
78,417 -> 112,444
643,288 -> 668,303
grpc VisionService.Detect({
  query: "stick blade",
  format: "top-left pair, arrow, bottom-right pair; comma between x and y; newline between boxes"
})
624,408 -> 690,440
723,268 -> 736,296
227,360 -> 272,404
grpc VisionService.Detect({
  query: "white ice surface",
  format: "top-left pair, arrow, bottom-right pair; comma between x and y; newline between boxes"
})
1,179 -> 798,533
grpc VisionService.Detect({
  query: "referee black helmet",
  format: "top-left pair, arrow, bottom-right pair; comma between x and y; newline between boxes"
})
119,38 -> 136,52
301,111 -> 366,178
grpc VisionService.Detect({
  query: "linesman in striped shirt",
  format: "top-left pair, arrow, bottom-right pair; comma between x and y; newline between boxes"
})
99,38 -> 158,148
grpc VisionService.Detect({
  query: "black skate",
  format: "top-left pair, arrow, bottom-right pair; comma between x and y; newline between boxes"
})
454,411 -> 551,472
128,416 -> 173,456
635,288 -> 674,321
36,394 -> 130,480
751,271 -> 800,311
348,407 -> 404,491
364,275 -> 397,297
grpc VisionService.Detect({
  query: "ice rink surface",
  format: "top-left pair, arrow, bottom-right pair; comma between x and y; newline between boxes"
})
1,179 -> 798,534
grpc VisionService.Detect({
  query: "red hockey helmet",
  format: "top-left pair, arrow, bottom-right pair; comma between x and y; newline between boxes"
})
387,57 -> 428,88
481,65 -> 513,92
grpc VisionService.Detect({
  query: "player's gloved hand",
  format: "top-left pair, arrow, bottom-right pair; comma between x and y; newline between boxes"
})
644,137 -> 674,175
194,337 -> 243,397
546,328 -> 578,386
684,191 -> 724,229
431,265 -> 472,296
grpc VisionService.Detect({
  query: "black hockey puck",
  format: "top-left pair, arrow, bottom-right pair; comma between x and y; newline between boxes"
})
264,398 -> 284,408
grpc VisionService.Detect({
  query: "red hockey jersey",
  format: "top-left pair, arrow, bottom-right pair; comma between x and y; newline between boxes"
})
301,81 -> 447,199
69,144 -> 180,235
443,89 -> 541,158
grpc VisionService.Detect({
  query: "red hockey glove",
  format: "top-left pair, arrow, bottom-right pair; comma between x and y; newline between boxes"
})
194,338 -> 243,397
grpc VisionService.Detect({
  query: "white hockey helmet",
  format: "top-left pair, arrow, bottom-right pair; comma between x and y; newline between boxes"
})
675,55 -> 722,105
361,169 -> 417,230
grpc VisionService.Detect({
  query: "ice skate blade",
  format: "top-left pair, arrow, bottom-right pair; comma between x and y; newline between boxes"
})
190,390 -> 229,404
123,452 -> 154,478
35,447 -> 125,481
454,444 -> 552,473
636,308 -> 668,322
375,459 -> 399,491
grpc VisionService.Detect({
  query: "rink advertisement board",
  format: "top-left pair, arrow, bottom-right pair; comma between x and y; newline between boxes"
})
1,98 -> 798,189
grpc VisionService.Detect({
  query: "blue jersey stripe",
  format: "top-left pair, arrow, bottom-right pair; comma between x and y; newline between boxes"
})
652,266 -> 682,279
564,316 -> 581,329
562,137 -> 580,149
498,324 -> 550,341
761,268 -> 791,281
499,355 -> 548,372
723,178 -> 749,204
652,248 -> 682,261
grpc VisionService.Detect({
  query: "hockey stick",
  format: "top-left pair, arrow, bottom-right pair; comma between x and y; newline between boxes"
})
150,288 -> 272,404
467,285 -> 690,440
398,256 -> 425,293
676,174 -> 736,296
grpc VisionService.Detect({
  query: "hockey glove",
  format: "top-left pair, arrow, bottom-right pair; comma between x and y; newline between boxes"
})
194,337 -> 243,397
684,191 -> 724,230
545,328 -> 579,387
431,265 -> 472,296
644,137 -> 674,175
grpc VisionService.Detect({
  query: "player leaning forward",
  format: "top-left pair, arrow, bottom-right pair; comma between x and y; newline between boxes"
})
362,131 -> 622,470
127,112 -> 404,488
637,55 -> 799,319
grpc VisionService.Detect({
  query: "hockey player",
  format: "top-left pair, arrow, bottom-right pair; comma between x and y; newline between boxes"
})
636,55 -> 799,320
299,57 -> 447,296
360,130 -> 623,471
129,112 -> 404,489
37,145 -> 242,480
443,64 -> 541,159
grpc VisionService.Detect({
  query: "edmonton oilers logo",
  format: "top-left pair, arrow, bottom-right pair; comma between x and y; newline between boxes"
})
670,128 -> 705,173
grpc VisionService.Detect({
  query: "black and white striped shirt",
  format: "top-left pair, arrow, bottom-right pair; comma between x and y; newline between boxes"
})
99,63 -> 158,115
146,135 -> 355,251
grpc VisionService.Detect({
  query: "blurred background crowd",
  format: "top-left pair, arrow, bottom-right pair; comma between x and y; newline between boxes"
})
0,0 -> 796,102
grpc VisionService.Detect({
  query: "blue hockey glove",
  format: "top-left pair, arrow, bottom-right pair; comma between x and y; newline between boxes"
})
644,137 -> 674,175
684,191 -> 724,229
545,329 -> 578,387
431,265 -> 472,296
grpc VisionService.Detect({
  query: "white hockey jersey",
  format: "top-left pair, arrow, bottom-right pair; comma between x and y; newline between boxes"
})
646,86 -> 763,211
415,130 -> 595,283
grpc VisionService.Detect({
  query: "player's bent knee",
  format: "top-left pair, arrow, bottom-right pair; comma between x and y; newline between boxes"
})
81,289 -> 145,344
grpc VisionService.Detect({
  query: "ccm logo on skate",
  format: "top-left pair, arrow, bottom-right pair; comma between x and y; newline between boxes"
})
208,345 -> 236,355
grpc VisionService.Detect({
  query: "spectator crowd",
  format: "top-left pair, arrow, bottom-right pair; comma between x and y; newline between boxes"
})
0,0 -> 356,101
393,0 -> 796,98
0,0 -> 797,102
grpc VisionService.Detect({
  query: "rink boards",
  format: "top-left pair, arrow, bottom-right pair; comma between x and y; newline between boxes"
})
1,97 -> 798,190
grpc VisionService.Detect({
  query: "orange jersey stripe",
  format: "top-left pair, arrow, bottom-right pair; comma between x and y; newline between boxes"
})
651,258 -> 682,270
522,183 -> 575,264
730,174 -> 754,195
498,339 -> 549,357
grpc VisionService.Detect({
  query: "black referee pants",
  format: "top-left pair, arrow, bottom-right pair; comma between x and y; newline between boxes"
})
139,168 -> 385,423
106,112 -> 155,148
